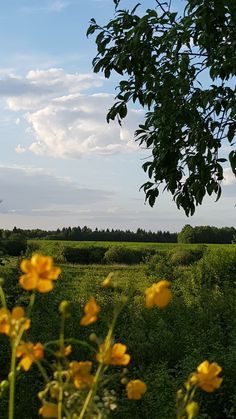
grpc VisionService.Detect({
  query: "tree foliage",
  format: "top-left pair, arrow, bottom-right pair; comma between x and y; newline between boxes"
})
88,0 -> 236,215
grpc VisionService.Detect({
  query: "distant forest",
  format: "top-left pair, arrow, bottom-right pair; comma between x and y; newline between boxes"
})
0,225 -> 236,244
0,226 -> 177,243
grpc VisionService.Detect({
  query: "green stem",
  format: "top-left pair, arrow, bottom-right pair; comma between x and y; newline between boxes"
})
59,313 -> 65,354
27,290 -> 36,317
58,373 -> 63,419
0,285 -> 7,309
79,363 -> 104,419
8,343 -> 17,419
78,303 -> 123,419
35,360 -> 50,383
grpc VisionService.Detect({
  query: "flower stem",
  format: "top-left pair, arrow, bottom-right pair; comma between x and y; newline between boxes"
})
79,363 -> 104,419
0,285 -> 7,309
27,290 -> 36,317
8,343 -> 17,419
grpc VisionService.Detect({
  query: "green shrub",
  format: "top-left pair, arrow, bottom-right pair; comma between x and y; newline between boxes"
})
169,246 -> 206,266
103,246 -> 144,264
144,252 -> 174,280
63,246 -> 106,264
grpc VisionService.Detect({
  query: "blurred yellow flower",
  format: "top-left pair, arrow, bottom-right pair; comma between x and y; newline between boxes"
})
145,280 -> 172,309
55,345 -> 72,358
102,272 -> 114,287
16,342 -> 44,371
80,297 -> 101,326
96,343 -> 130,366
20,254 -> 61,293
69,361 -> 94,388
190,360 -> 223,392
126,379 -> 147,400
0,307 -> 30,338
39,403 -> 58,418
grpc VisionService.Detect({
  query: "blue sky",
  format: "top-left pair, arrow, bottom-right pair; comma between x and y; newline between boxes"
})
0,0 -> 235,232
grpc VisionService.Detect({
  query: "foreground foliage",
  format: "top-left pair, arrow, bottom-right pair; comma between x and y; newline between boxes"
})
0,253 -> 229,418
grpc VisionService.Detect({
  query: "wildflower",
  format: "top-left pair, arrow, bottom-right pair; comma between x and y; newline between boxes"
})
80,297 -> 101,326
20,254 -> 61,293
69,361 -> 94,388
126,379 -> 147,400
16,342 -> 44,371
190,360 -> 223,392
145,280 -> 172,309
96,343 -> 130,366
39,403 -> 58,418
0,307 -> 30,338
55,345 -> 72,358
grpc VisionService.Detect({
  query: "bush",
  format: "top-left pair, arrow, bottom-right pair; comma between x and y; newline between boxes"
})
3,237 -> 27,256
144,252 -> 174,280
195,248 -> 236,288
169,246 -> 206,266
103,246 -> 144,264
63,246 -> 106,264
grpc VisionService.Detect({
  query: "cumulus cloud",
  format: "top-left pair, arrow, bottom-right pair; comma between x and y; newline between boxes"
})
1,68 -> 103,110
0,165 -> 113,216
1,68 -> 144,158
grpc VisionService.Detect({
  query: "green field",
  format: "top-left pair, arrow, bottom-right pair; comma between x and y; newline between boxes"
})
28,238 -> 236,258
0,243 -> 235,418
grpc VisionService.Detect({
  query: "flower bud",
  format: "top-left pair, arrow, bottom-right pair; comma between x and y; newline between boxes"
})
121,377 -> 129,385
0,380 -> 9,390
89,333 -> 98,343
59,300 -> 71,317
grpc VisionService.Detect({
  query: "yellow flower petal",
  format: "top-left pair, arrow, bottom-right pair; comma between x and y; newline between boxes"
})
19,356 -> 33,372
12,307 -> 25,320
20,274 -> 38,291
145,281 -> 172,309
126,379 -> 147,400
39,403 -> 58,418
36,279 -> 54,293
190,360 -> 223,392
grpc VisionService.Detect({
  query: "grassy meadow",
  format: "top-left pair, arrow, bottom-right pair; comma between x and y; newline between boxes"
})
0,241 -> 235,418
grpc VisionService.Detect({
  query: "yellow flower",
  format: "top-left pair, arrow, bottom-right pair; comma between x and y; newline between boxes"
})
80,297 -> 101,326
69,361 -> 94,388
126,379 -> 147,400
102,272 -> 114,288
190,360 -> 223,392
96,343 -> 130,366
145,280 -> 172,309
20,254 -> 61,293
0,307 -> 30,338
16,342 -> 44,371
55,345 -> 72,358
39,403 -> 58,418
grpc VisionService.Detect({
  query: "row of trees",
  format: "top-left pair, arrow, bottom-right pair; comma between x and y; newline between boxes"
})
178,224 -> 236,244
0,227 -> 177,243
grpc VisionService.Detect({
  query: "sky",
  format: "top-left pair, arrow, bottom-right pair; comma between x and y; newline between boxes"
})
0,0 -> 235,233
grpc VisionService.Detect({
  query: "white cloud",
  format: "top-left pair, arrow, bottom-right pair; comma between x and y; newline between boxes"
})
15,144 -> 26,154
21,0 -> 74,14
1,68 -> 144,158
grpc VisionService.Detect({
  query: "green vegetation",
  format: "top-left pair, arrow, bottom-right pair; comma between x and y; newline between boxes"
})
88,0 -> 236,215
0,243 -> 235,418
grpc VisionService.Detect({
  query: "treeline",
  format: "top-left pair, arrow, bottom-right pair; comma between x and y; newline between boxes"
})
178,225 -> 236,244
0,227 -> 177,243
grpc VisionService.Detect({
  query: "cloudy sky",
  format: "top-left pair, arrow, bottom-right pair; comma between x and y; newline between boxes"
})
0,0 -> 235,232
